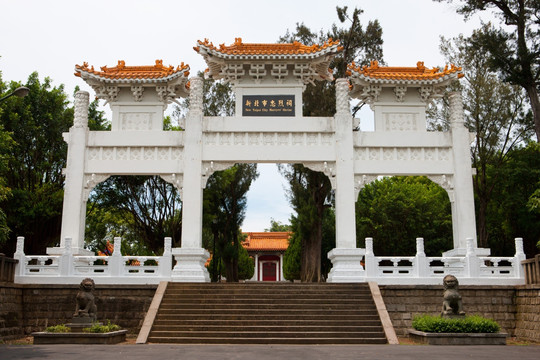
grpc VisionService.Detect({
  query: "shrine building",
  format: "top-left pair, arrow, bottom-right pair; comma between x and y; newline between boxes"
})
242,232 -> 290,282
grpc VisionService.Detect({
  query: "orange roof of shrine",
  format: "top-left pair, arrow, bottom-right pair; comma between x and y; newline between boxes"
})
242,232 -> 291,252
194,37 -> 342,57
348,60 -> 463,83
75,60 -> 190,83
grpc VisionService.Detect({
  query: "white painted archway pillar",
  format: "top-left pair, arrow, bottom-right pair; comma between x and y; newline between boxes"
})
171,77 -> 210,282
327,79 -> 365,282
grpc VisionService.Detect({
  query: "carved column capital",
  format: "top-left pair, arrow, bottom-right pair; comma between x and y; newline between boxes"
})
449,91 -> 465,127
335,78 -> 350,115
73,91 -> 89,128
189,77 -> 204,114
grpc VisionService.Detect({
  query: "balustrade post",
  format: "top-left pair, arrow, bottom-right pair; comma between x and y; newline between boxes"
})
514,237 -> 526,279
109,237 -> 123,277
13,236 -> 25,277
364,238 -> 377,277
414,238 -> 428,278
160,237 -> 172,277
60,237 -> 73,276
465,237 -> 479,278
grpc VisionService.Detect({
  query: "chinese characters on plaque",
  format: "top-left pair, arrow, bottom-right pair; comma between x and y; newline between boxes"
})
242,95 -> 294,117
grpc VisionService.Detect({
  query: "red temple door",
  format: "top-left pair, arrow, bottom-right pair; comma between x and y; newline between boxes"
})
262,262 -> 277,281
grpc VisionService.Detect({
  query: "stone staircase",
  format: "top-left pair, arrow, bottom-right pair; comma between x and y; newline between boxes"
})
146,282 -> 388,344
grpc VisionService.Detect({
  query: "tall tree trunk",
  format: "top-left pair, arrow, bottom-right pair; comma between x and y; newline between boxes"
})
524,84 -> 540,142
300,188 -> 324,283
476,198 -> 489,249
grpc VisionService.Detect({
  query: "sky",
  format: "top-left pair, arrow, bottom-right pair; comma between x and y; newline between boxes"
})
0,0 -> 492,232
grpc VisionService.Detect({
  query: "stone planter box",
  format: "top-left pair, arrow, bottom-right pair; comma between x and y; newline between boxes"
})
408,329 -> 507,345
32,330 -> 127,344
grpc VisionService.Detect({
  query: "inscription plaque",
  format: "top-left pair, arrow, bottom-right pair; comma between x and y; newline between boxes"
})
242,95 -> 294,117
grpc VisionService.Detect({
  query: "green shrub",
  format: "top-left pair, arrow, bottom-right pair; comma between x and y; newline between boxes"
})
83,320 -> 121,333
44,324 -> 70,333
412,315 -> 500,333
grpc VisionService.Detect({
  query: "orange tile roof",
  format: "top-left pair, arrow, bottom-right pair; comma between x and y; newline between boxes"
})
348,60 -> 463,82
194,37 -> 342,56
242,232 -> 291,252
75,60 -> 190,82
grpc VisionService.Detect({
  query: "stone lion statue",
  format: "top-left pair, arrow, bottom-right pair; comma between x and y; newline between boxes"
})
441,274 -> 465,317
73,278 -> 97,320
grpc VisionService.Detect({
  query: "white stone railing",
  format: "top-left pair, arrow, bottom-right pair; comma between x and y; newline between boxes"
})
363,237 -> 526,285
13,236 -> 526,285
14,237 -> 172,284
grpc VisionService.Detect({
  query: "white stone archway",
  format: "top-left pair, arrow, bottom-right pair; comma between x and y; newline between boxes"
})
53,41 -> 482,282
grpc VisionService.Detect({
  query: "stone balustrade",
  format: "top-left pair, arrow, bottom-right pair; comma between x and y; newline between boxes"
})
363,237 -> 526,285
12,236 -> 526,285
13,237 -> 172,284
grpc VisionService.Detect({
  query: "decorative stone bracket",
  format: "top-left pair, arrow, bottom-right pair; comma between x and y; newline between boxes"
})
303,161 -> 336,189
83,173 -> 111,200
159,173 -> 184,199
354,174 -> 378,198
201,161 -> 236,188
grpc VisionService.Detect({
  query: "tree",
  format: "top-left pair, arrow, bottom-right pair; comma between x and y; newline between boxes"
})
207,232 -> 255,281
486,143 -> 540,257
0,73 -> 73,255
204,164 -> 258,282
88,175 -> 182,254
435,0 -> 540,141
279,6 -> 384,282
356,177 -> 453,256
264,218 -> 292,232
431,30 -> 534,249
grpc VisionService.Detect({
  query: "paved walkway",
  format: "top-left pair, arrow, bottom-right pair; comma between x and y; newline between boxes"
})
1,344 -> 539,360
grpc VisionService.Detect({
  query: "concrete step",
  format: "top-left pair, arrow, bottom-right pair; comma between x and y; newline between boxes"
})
144,282 -> 387,345
158,302 -> 375,310
152,319 -> 384,327
149,330 -> 386,339
161,294 -> 373,301
147,337 -> 388,345
150,325 -> 383,332
154,314 -> 381,321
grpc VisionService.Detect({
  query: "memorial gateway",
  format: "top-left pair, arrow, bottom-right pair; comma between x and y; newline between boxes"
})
13,39 -> 526,285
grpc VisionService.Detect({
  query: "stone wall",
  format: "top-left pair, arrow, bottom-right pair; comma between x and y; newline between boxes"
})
2,283 -> 539,342
379,285 -> 517,337
0,283 -> 156,338
0,282 -> 23,341
515,285 -> 540,342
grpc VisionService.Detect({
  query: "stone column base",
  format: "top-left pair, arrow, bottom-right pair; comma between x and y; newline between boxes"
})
327,248 -> 366,283
171,248 -> 210,282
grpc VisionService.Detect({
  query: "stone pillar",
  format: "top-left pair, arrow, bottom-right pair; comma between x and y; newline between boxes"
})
279,253 -> 284,281
414,238 -> 428,278
513,237 -> 526,279
172,77 -> 210,282
51,91 -> 91,256
13,236 -> 26,278
363,238 -> 376,277
159,237 -> 172,278
109,237 -> 123,277
445,92 -> 484,256
254,254 -> 259,281
327,79 -> 365,282
59,237 -> 73,277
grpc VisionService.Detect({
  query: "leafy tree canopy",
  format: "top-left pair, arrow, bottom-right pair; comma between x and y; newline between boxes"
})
435,0 -> 540,140
356,176 -> 453,256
